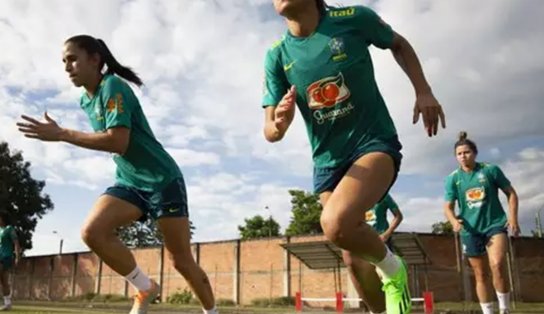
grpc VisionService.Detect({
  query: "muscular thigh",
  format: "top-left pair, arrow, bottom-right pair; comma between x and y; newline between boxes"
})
322,152 -> 395,224
82,195 -> 143,234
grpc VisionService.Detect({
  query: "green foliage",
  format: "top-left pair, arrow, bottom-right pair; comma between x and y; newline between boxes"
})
0,142 -> 54,251
166,289 -> 194,304
216,298 -> 236,306
238,215 -> 281,240
251,296 -> 296,307
117,219 -> 196,248
431,220 -> 454,235
284,189 -> 323,236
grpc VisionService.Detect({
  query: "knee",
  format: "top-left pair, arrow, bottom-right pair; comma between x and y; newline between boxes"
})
80,223 -> 108,247
320,209 -> 355,246
473,267 -> 490,283
489,260 -> 505,277
342,251 -> 355,269
169,253 -> 195,276
321,214 -> 344,245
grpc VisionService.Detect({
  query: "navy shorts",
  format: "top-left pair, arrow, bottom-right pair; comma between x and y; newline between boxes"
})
104,177 -> 189,221
313,135 -> 403,196
461,226 -> 507,257
0,256 -> 13,271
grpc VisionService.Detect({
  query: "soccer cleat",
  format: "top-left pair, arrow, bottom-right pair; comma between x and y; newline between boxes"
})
129,279 -> 160,314
0,304 -> 12,311
381,256 -> 411,314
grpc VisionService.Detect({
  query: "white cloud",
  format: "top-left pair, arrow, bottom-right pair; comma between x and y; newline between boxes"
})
0,0 -> 542,256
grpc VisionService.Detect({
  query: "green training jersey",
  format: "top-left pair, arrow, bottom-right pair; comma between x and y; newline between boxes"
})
80,75 -> 181,191
444,162 -> 511,235
263,5 -> 398,168
365,194 -> 400,234
0,225 -> 16,259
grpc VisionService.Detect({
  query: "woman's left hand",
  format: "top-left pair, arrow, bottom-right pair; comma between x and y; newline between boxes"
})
413,92 -> 446,137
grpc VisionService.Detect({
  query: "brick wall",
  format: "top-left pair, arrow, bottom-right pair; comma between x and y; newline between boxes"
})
12,234 -> 544,305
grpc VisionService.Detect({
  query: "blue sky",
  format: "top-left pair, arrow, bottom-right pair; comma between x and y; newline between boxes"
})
0,0 -> 543,256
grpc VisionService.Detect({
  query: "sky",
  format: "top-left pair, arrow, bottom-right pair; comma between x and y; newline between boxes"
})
0,0 -> 543,256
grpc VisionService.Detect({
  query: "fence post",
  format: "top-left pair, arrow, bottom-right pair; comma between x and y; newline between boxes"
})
47,256 -> 55,300
71,253 -> 78,297
95,258 -> 103,295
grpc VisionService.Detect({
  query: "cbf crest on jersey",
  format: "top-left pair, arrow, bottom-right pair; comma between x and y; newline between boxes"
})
95,102 -> 104,121
478,172 -> 487,183
329,37 -> 347,62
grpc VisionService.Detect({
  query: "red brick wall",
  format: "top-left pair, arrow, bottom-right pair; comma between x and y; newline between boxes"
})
12,234 -> 544,304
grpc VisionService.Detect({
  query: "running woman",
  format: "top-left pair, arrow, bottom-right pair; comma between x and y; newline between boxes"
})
16,35 -> 218,314
444,132 -> 519,314
343,194 -> 403,313
0,213 -> 21,311
263,1 -> 445,313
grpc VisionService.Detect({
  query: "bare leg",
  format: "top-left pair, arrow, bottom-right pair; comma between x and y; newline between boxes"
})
157,217 -> 215,310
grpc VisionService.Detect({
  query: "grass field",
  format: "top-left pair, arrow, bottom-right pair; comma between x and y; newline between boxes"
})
8,301 -> 544,313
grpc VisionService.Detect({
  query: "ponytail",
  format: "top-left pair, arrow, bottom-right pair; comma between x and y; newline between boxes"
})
454,131 -> 478,155
315,0 -> 329,16
65,35 -> 143,87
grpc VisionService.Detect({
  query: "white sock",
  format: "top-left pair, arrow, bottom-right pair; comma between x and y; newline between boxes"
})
480,302 -> 494,314
496,291 -> 510,310
125,267 -> 152,291
203,306 -> 218,314
3,296 -> 10,306
372,246 -> 401,279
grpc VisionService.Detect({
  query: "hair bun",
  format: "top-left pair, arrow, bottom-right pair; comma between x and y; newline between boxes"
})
458,131 -> 468,141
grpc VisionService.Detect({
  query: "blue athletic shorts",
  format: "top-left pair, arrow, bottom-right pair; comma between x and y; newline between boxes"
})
313,135 -> 402,196
103,177 -> 189,221
461,226 -> 507,257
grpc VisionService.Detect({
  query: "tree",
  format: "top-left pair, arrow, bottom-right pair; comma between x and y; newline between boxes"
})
431,220 -> 454,235
0,142 -> 54,252
238,215 -> 281,240
117,219 -> 196,248
117,219 -> 162,248
284,189 -> 323,236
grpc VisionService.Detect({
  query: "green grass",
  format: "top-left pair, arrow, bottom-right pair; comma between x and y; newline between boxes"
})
10,301 -> 544,314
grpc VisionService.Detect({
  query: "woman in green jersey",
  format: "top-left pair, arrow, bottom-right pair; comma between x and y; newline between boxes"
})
444,131 -> 519,314
262,1 -> 445,313
16,36 -> 218,314
0,213 -> 20,311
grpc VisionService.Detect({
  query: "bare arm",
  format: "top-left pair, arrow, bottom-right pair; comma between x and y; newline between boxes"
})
444,201 -> 463,232
502,186 -> 520,235
17,113 -> 130,155
381,208 -> 403,240
390,32 -> 432,96
14,239 -> 21,261
264,106 -> 287,142
263,86 -> 296,143
390,32 -> 445,135
60,127 -> 130,155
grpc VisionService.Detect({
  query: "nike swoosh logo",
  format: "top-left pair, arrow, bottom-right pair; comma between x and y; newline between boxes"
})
283,61 -> 295,72
167,208 -> 180,213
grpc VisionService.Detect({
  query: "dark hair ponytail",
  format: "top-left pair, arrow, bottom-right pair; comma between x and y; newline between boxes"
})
0,211 -> 11,226
315,0 -> 329,16
65,35 -> 143,87
454,131 -> 478,155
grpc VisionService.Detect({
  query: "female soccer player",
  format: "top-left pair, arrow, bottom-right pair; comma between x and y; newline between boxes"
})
0,213 -> 21,311
16,35 -> 218,314
262,1 -> 445,313
444,132 -> 519,314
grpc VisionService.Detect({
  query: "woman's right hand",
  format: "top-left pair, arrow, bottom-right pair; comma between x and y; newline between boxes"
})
452,219 -> 463,233
274,86 -> 296,132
